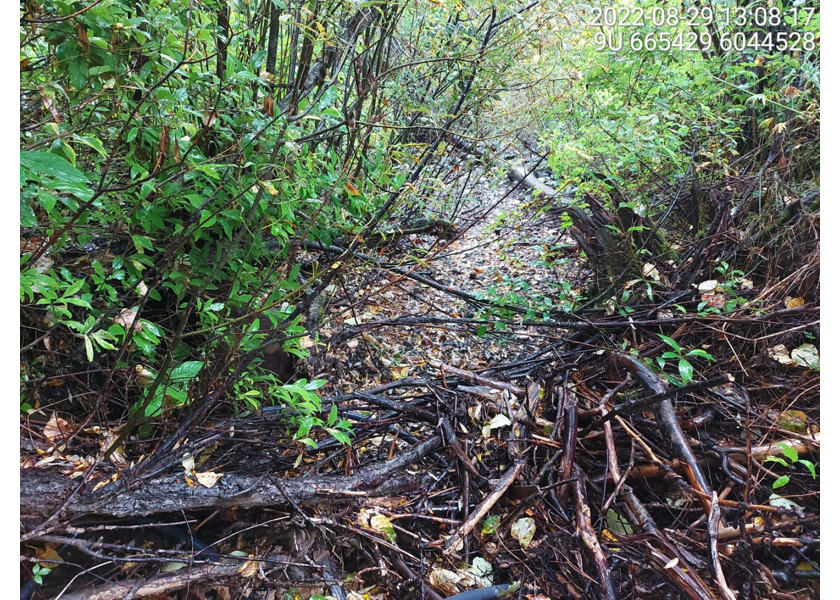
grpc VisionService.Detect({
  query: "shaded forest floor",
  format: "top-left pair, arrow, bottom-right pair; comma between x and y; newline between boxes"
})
21,147 -> 820,600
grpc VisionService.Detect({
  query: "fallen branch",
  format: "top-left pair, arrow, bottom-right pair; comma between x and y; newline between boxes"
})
572,463 -> 617,600
611,352 -> 714,513
55,559 -> 250,600
708,492 -> 738,600
21,436 -> 442,520
428,359 -> 525,396
440,461 -> 525,555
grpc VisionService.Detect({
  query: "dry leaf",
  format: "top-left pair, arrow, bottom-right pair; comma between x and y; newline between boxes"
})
702,293 -> 726,308
429,568 -> 460,595
785,296 -> 805,309
237,557 -> 260,578
44,414 -> 73,442
642,263 -> 660,282
698,280 -> 719,293
482,413 -> 511,438
201,110 -> 219,127
115,308 -> 142,332
510,517 -> 536,549
768,345 -> 794,366
391,366 -> 410,380
101,431 -> 128,468
181,455 -> 196,473
135,365 -> 155,386
790,344 -> 819,369
36,546 -> 63,567
195,471 -> 223,488
777,410 -> 808,434
259,180 -> 279,196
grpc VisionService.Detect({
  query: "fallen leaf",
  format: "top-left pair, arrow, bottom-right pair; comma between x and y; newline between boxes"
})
237,556 -> 260,578
101,431 -> 128,468
469,557 -> 493,586
482,413 -> 511,438
44,414 -> 73,442
510,517 -> 536,549
429,568 -> 460,595
790,343 -> 819,370
698,280 -> 719,293
195,471 -> 223,488
370,513 -> 397,544
36,546 -> 63,567
358,508 -> 373,528
181,455 -> 195,473
642,263 -> 660,282
769,494 -> 805,517
777,410 -> 808,433
768,344 -> 794,366
785,296 -> 805,309
391,366 -> 410,380
701,293 -> 726,308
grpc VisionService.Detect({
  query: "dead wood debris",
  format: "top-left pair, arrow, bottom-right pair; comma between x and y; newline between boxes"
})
21,165 -> 819,599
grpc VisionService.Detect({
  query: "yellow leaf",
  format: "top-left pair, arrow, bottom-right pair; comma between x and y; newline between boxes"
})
36,546 -> 63,567
238,557 -> 260,578
370,514 -> 397,543
784,296 -> 804,308
259,180 -> 279,196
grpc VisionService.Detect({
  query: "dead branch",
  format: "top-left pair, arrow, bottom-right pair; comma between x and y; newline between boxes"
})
441,461 -> 525,555
20,436 -> 441,520
571,464 -> 617,600
428,359 -> 525,396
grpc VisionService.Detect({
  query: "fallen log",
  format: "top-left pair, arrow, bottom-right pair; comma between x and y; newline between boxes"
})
21,436 -> 441,520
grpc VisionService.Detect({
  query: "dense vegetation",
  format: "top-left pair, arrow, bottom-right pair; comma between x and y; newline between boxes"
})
21,1 -> 819,598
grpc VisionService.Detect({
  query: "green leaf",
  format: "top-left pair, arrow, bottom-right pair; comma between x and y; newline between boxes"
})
73,134 -> 107,156
144,389 -> 165,417
764,456 -> 789,467
779,444 -> 799,463
656,334 -> 682,352
678,359 -> 693,384
84,335 -> 94,361
62,278 -> 85,298
303,379 -> 327,391
21,151 -> 88,184
295,417 -> 314,440
481,515 -> 501,535
90,330 -> 117,350
685,349 -> 715,361
21,196 -> 37,227
606,508 -> 633,535
772,475 -> 790,489
797,459 -> 817,479
328,428 -> 351,445
170,361 -> 203,382
21,151 -> 92,200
